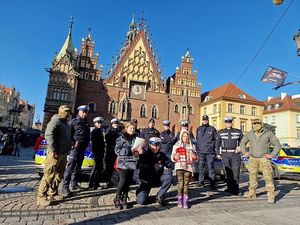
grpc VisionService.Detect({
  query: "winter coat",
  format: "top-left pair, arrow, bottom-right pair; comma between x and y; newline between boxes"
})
171,131 -> 198,173
91,127 -> 105,158
160,129 -> 176,157
240,128 -> 281,158
105,127 -> 120,154
70,115 -> 90,146
45,114 -> 71,154
196,124 -> 217,154
114,132 -> 137,170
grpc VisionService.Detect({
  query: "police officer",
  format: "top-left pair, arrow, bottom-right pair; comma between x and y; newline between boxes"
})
131,119 -> 141,137
104,118 -> 121,186
89,117 -> 105,189
62,105 -> 90,197
174,120 -> 195,144
136,137 -> 174,206
215,117 -> 243,195
140,118 -> 160,144
160,120 -> 175,157
196,115 -> 217,189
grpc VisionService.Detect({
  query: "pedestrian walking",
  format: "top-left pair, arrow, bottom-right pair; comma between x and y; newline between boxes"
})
36,105 -> 72,206
113,121 -> 141,209
196,115 -> 218,189
240,118 -> 281,204
89,117 -> 105,189
105,117 -> 121,187
171,130 -> 198,208
13,128 -> 23,156
62,105 -> 90,197
215,117 -> 243,195
136,137 -> 174,206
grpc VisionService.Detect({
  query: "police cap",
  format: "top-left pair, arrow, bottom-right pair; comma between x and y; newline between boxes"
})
93,117 -> 104,123
163,120 -> 171,126
149,137 -> 162,146
111,118 -> 120,124
77,105 -> 89,112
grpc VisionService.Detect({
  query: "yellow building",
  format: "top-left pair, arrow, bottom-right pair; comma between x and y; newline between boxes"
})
263,93 -> 300,147
200,82 -> 264,132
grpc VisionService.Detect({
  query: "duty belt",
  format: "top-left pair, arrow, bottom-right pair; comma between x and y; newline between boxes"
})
221,149 -> 236,153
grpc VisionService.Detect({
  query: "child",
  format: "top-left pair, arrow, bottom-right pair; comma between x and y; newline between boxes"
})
171,130 -> 198,208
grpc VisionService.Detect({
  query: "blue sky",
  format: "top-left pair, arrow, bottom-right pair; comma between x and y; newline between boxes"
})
0,0 -> 299,122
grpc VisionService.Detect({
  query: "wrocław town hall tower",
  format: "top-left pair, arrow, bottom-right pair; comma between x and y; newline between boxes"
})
43,16 -> 201,133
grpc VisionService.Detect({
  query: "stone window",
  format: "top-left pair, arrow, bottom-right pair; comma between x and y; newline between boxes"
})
240,121 -> 246,132
110,101 -> 117,115
174,104 -> 179,113
140,104 -> 146,117
152,105 -> 158,119
240,105 -> 245,114
251,107 -> 256,116
228,103 -> 233,113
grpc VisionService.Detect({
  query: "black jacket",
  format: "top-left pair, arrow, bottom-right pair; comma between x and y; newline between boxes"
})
196,124 -> 217,154
160,130 -> 175,157
105,127 -> 120,154
70,116 -> 90,146
91,128 -> 105,158
215,128 -> 244,155
138,147 -> 174,185
140,127 -> 160,144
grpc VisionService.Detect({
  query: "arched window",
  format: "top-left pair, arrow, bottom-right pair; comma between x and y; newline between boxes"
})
88,102 -> 96,113
174,104 -> 179,113
189,105 -> 193,114
152,105 -> 158,119
140,104 -> 146,117
110,101 -> 116,114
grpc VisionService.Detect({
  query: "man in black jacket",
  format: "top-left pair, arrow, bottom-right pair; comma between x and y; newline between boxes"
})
140,118 -> 160,144
104,118 -> 121,186
136,137 -> 174,206
89,117 -> 105,189
215,117 -> 243,195
196,115 -> 217,189
62,105 -> 90,197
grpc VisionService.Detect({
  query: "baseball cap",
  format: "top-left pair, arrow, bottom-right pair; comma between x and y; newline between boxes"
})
58,105 -> 71,112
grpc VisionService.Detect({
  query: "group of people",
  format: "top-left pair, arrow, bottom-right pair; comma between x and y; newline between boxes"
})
36,104 -> 281,209
0,127 -> 24,156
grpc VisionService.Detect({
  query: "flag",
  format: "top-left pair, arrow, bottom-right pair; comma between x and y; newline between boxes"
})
261,66 -> 288,87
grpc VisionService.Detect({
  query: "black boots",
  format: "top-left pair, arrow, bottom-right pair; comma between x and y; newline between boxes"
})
113,195 -> 122,210
121,193 -> 128,209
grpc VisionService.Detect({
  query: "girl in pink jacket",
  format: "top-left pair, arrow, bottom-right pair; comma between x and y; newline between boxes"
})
171,130 -> 198,208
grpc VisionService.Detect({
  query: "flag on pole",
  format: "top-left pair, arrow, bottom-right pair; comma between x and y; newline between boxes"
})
261,66 -> 288,87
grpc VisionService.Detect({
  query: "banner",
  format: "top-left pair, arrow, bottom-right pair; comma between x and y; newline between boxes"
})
261,66 -> 288,87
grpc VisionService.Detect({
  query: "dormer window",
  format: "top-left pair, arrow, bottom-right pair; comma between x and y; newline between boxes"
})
204,96 -> 212,102
274,104 -> 280,109
238,94 -> 246,99
267,105 -> 272,111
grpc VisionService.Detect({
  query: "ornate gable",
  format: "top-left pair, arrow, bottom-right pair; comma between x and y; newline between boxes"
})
107,30 -> 164,93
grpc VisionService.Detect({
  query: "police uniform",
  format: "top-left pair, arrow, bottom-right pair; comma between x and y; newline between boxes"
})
104,118 -> 121,184
136,137 -> 174,205
63,105 -> 90,195
215,117 -> 243,195
174,120 -> 195,144
140,119 -> 160,144
89,117 -> 105,189
160,120 -> 175,157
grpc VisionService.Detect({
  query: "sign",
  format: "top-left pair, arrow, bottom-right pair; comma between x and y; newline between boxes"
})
261,66 -> 288,87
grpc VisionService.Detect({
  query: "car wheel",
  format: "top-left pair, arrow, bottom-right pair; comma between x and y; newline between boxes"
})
271,163 -> 280,179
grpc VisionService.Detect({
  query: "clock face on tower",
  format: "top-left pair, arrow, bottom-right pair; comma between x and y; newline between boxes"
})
129,81 -> 146,99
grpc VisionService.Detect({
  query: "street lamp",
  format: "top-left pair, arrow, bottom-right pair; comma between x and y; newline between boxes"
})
293,29 -> 300,56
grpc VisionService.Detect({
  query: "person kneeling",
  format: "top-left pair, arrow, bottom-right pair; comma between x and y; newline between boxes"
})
136,137 -> 174,206
171,130 -> 198,209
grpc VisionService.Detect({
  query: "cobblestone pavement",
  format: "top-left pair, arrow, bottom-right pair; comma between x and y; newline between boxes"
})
0,147 -> 300,225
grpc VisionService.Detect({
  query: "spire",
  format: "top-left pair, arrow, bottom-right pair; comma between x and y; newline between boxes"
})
131,13 -> 135,27
87,27 -> 91,39
55,16 -> 75,61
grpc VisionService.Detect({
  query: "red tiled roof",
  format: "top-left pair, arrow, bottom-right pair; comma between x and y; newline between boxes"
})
201,82 -> 262,105
264,95 -> 300,113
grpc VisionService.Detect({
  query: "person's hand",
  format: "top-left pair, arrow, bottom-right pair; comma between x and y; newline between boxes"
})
137,147 -> 143,155
243,152 -> 251,158
74,141 -> 79,148
216,155 -> 222,160
263,154 -> 272,159
53,152 -> 58,159
235,146 -> 241,153
174,154 -> 180,161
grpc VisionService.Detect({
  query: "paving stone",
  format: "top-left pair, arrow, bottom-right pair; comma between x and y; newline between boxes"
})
4,217 -> 21,223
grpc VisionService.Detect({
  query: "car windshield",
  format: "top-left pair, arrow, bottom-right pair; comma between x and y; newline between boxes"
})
283,148 -> 300,157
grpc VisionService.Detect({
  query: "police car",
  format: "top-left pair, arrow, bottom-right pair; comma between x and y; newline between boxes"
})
35,140 -> 95,177
241,147 -> 300,179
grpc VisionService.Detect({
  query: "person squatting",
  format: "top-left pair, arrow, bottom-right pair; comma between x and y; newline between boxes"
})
36,105 -> 281,208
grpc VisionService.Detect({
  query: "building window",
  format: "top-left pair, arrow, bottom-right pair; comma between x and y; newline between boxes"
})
296,114 -> 300,123
152,105 -> 158,118
264,116 -> 268,124
238,94 -> 246,99
174,104 -> 179,113
61,89 -> 68,101
140,104 -> 146,117
274,104 -> 279,109
203,107 -> 207,115
53,88 -> 60,100
80,60 -> 85,67
267,105 -> 271,111
228,103 -> 233,113
271,115 -> 275,124
84,72 -> 89,80
171,88 -> 176,95
88,103 -> 96,113
189,105 -> 193,115
251,107 -> 256,116
213,104 -> 217,113
240,121 -> 246,132
297,128 -> 300,138
240,105 -> 245,114
109,101 -> 116,114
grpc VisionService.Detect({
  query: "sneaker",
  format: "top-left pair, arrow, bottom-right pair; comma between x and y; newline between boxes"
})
36,197 -> 51,207
243,191 -> 256,199
156,195 -> 167,206
62,188 -> 72,198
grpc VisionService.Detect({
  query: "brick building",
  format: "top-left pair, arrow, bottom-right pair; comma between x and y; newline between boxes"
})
43,16 -> 201,133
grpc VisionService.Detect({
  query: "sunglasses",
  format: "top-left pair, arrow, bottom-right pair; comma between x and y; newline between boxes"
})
253,122 -> 262,125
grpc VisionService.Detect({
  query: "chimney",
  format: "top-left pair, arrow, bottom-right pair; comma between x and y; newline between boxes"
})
267,96 -> 273,101
281,93 -> 287,100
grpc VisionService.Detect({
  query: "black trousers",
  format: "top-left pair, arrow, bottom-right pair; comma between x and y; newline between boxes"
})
105,152 -> 117,183
198,153 -> 215,184
116,169 -> 134,197
89,154 -> 104,187
221,152 -> 241,194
